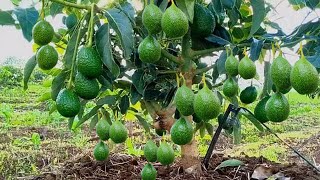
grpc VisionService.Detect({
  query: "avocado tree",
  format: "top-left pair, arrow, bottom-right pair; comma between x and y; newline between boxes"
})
2,0 -> 320,176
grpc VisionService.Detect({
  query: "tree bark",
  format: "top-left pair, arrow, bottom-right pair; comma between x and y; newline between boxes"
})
179,71 -> 201,173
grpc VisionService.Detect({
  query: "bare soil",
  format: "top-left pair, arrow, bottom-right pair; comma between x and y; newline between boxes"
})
29,152 -> 319,180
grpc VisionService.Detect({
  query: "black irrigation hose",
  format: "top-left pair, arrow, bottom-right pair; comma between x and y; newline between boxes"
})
241,107 -> 320,173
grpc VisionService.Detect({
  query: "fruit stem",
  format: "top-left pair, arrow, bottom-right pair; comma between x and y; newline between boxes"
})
86,4 -> 95,47
40,0 -> 45,20
299,42 -> 305,59
201,73 -> 207,87
67,15 -> 86,89
49,0 -> 91,10
176,73 -> 180,87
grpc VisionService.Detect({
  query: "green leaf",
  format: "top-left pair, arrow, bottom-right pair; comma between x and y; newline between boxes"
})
208,0 -> 225,25
50,2 -> 63,17
205,34 -> 230,46
68,117 -> 74,130
306,0 -> 320,9
95,23 -> 120,78
239,108 -> 264,131
11,0 -> 21,6
159,0 -> 169,12
175,0 -> 195,23
199,124 -> 206,138
51,71 -> 68,101
37,92 -> 51,102
89,114 -> 99,130
227,7 -> 239,27
249,0 -> 266,38
76,105 -> 102,128
135,115 -> 150,133
0,10 -> 15,25
105,8 -> 134,59
97,75 -> 113,91
205,122 -> 214,136
49,104 -> 57,114
215,159 -> 244,170
62,16 -> 88,69
216,51 -> 227,74
249,38 -> 264,61
23,55 -> 37,90
13,7 -> 39,42
77,100 -> 88,120
132,70 -> 145,94
130,85 -> 142,105
96,95 -> 118,106
120,95 -> 130,114
118,2 -> 135,24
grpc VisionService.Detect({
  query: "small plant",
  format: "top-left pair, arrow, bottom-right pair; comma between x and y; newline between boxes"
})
0,66 -> 23,88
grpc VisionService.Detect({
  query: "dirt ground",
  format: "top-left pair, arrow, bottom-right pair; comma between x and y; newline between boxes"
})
29,152 -> 319,180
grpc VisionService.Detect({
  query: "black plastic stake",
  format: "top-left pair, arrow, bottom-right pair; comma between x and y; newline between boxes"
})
202,104 -> 236,168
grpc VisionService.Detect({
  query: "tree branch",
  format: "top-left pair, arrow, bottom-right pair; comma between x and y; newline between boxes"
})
212,78 -> 227,88
50,0 -> 90,10
195,64 -> 215,75
161,49 -> 183,64
181,30 -> 191,58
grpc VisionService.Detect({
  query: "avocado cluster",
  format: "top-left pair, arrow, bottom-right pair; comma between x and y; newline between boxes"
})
141,140 -> 176,179
55,46 -> 102,118
174,81 -> 221,125
32,20 -> 58,71
253,51 -> 319,123
139,1 -> 190,63
223,52 -> 240,98
93,118 -> 128,161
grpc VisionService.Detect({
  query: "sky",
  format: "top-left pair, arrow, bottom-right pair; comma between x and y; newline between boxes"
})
0,0 -> 319,66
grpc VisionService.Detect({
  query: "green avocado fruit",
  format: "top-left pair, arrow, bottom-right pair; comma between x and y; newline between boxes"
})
191,3 -> 215,38
238,56 -> 256,79
222,77 -> 239,97
32,20 -> 54,46
157,142 -> 175,165
141,163 -> 157,180
144,140 -> 158,162
74,72 -> 100,100
66,14 -> 78,29
93,141 -> 109,161
56,88 -> 81,117
109,121 -> 128,144
194,86 -> 221,121
170,118 -> 193,145
271,55 -> 292,92
240,86 -> 258,104
225,55 -> 239,76
138,36 -> 161,63
161,3 -> 189,38
254,96 -> 270,123
36,45 -> 58,70
96,117 -> 110,141
142,4 -> 163,34
265,92 -> 290,122
290,56 -> 319,94
77,47 -> 103,79
175,85 -> 194,116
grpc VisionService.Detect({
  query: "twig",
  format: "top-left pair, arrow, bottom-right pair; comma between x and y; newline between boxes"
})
50,0 -> 90,10
195,64 -> 215,75
161,49 -> 182,64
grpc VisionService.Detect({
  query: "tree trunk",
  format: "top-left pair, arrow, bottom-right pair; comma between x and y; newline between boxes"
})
180,71 -> 201,173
